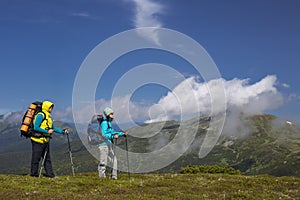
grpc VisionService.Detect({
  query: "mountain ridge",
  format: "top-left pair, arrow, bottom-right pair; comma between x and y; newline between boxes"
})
0,112 -> 299,177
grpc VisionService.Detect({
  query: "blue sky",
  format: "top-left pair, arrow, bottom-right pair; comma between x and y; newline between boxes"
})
1,0 -> 300,124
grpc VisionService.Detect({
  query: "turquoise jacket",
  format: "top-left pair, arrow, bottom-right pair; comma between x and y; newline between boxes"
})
99,115 -> 124,146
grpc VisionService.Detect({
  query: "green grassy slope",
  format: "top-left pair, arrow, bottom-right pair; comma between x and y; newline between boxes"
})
0,173 -> 299,200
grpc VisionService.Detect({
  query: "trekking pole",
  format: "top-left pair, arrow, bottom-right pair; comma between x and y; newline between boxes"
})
125,135 -> 130,180
67,133 -> 75,176
39,147 -> 48,178
111,138 -> 117,176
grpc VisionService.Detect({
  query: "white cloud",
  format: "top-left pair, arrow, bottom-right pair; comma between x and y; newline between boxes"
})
71,12 -> 91,18
69,96 -> 150,130
282,83 -> 290,88
129,0 -> 164,45
287,93 -> 300,102
131,0 -> 163,27
224,75 -> 283,114
53,106 -> 73,121
146,75 -> 284,122
59,75 -> 284,130
70,12 -> 99,20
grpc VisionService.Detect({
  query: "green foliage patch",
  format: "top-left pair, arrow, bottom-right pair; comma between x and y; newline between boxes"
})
181,165 -> 241,175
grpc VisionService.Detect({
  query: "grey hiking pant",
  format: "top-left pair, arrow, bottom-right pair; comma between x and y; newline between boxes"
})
98,145 -> 117,178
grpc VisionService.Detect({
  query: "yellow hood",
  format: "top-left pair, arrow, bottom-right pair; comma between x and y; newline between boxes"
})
42,101 -> 54,113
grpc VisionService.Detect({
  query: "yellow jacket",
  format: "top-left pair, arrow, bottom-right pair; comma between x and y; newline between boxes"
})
31,101 -> 64,143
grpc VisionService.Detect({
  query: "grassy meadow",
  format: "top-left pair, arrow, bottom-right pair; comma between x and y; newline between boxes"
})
0,172 -> 299,200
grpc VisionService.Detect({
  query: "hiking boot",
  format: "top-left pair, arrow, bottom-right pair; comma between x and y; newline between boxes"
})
99,174 -> 106,178
45,174 -> 57,178
30,174 -> 39,178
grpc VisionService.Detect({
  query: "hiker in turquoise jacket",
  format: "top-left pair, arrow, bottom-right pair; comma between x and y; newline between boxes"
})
98,107 -> 128,180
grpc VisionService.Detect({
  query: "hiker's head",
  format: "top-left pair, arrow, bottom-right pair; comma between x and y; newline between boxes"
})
104,107 -> 114,119
43,101 -> 54,113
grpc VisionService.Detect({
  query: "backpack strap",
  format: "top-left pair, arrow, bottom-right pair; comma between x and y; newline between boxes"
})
37,111 -> 48,128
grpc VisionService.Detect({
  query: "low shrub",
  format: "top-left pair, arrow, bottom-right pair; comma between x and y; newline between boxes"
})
180,165 -> 241,175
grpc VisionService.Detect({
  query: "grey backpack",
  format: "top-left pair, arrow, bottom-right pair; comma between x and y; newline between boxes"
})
87,114 -> 108,145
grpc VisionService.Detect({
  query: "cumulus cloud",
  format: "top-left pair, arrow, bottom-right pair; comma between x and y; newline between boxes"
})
224,75 -> 283,114
146,75 -> 284,122
141,75 -> 284,139
61,75 -> 284,133
129,0 -> 164,45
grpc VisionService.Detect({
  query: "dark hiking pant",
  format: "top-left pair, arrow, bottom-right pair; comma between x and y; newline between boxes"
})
30,140 -> 55,177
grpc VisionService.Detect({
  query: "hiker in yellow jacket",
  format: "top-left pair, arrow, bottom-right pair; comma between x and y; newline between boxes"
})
30,100 -> 69,178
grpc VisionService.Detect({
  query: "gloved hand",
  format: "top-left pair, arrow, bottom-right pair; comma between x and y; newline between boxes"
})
64,128 -> 70,134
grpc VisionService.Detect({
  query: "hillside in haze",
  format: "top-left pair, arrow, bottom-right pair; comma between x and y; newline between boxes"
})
0,112 -> 299,177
